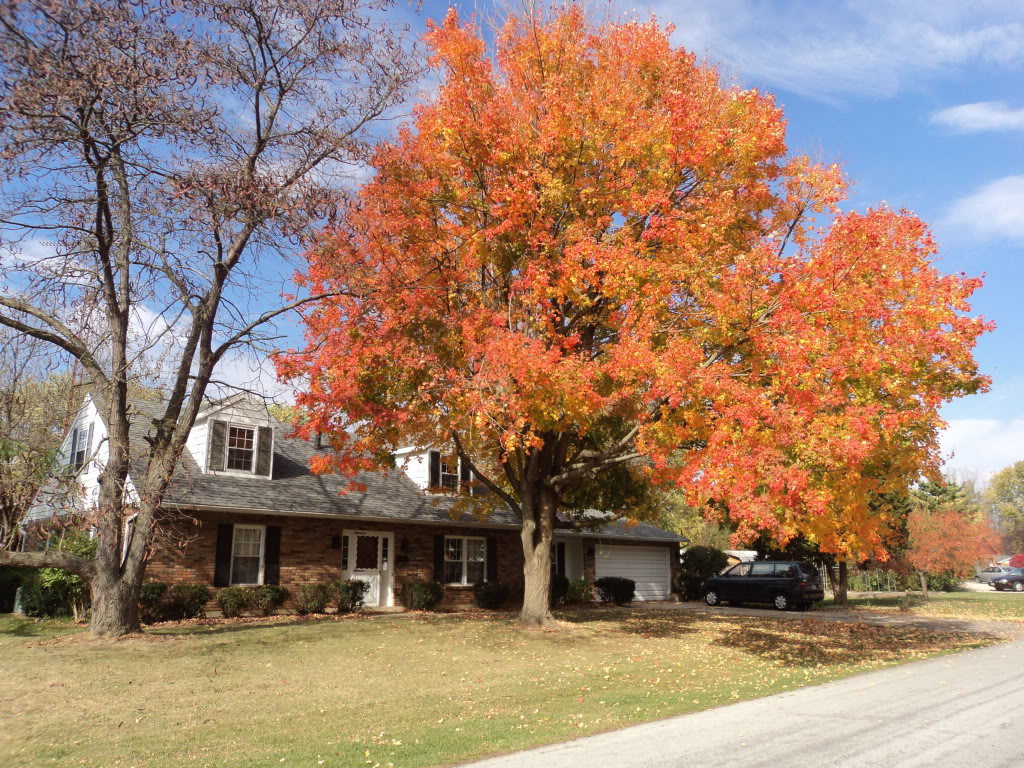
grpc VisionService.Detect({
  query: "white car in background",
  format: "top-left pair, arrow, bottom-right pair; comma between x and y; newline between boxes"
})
977,566 -> 1016,584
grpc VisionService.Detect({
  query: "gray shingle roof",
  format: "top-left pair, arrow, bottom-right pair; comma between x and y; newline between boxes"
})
122,398 -> 686,542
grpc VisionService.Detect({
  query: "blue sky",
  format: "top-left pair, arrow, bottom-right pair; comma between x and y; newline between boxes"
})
410,0 -> 1023,479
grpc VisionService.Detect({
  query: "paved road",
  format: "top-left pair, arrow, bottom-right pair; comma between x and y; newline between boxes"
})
463,639 -> 1024,768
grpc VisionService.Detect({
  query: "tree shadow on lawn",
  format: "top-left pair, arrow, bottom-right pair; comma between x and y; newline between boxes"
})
557,607 -> 704,638
0,615 -> 81,638
709,618 -> 999,668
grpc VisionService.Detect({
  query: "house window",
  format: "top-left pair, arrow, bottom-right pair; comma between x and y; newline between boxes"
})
440,453 -> 459,489
226,426 -> 255,471
230,525 -> 264,585
444,536 -> 486,584
69,423 -> 92,471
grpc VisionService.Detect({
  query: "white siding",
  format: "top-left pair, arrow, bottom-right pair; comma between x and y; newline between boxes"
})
555,536 -> 585,580
184,418 -> 208,472
595,545 -> 671,601
27,394 -> 138,521
394,447 -> 431,489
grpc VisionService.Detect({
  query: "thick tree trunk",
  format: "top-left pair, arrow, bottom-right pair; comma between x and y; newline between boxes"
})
831,561 -> 849,604
919,571 -> 929,600
89,568 -> 142,636
519,490 -> 557,626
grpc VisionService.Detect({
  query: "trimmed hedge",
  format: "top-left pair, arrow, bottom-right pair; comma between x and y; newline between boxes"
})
296,583 -> 334,615
564,579 -> 593,605
216,586 -> 249,618
594,576 -> 635,605
138,582 -> 210,623
473,580 -> 509,609
138,581 -> 169,623
336,579 -> 371,613
400,579 -> 443,610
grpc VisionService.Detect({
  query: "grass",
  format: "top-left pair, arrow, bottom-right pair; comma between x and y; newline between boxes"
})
820,590 -> 1024,622
0,608 -> 1000,768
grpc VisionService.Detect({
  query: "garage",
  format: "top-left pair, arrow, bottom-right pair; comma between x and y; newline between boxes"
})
594,544 -> 672,601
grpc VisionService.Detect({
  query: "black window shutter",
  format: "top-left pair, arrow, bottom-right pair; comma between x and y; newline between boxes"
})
433,534 -> 445,581
208,420 -> 227,472
428,450 -> 440,488
68,427 -> 78,468
460,457 -> 471,491
486,537 -> 498,582
264,526 -> 281,585
556,542 -> 566,577
214,523 -> 234,587
256,426 -> 273,476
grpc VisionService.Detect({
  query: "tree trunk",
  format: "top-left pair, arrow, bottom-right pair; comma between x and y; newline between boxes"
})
89,571 -> 142,636
833,561 -> 849,605
519,489 -> 556,626
919,571 -> 929,600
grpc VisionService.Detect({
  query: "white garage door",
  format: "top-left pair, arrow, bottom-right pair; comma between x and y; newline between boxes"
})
594,545 -> 671,601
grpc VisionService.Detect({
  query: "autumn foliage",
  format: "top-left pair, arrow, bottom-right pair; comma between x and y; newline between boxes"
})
906,506 -> 1000,583
279,6 -> 989,619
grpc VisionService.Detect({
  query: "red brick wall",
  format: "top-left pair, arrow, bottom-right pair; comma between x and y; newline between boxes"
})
145,512 -> 526,611
145,512 -> 679,611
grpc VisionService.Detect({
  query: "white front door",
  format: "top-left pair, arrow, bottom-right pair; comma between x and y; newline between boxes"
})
343,530 -> 394,607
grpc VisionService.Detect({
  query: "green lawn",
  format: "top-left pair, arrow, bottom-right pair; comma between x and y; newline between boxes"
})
0,609 -> 999,768
820,590 -> 1024,622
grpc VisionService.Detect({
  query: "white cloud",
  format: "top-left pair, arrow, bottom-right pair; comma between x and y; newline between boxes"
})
945,175 -> 1024,242
644,0 -> 1024,100
931,101 -> 1024,132
941,418 -> 1024,480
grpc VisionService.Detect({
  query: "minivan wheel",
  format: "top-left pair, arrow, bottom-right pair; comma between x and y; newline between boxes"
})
773,593 -> 790,611
1014,582 -> 1024,593
705,590 -> 720,606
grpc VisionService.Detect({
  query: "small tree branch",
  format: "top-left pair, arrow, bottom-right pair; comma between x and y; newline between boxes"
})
450,429 -> 523,519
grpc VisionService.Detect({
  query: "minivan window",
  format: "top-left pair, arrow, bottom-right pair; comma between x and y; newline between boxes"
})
750,562 -> 774,576
727,563 -> 751,577
775,563 -> 797,577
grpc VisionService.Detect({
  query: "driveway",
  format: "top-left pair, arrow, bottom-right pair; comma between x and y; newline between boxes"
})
462,638 -> 1024,768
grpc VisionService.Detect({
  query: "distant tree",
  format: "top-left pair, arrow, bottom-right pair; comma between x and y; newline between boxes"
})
985,461 -> 1024,552
906,503 -> 999,598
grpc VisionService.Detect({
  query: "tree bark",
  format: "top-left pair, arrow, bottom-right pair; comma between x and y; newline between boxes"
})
919,571 -> 929,600
833,561 -> 849,605
519,488 -> 557,626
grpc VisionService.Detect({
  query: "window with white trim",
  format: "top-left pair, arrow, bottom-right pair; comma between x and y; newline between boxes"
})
444,535 -> 486,584
226,426 -> 256,471
230,525 -> 265,585
440,453 -> 459,489
69,423 -> 92,470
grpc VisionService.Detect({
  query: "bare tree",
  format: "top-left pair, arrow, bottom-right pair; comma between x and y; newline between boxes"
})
0,0 -> 420,636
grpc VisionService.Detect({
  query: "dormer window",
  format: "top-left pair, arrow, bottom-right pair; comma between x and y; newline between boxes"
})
207,419 -> 273,476
439,453 -> 459,490
68,422 -> 94,471
227,426 -> 255,471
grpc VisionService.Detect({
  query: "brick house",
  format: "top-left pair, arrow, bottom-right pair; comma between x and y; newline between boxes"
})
26,394 -> 684,611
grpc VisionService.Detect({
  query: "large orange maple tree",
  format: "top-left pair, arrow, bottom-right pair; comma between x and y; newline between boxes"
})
278,7 -> 990,623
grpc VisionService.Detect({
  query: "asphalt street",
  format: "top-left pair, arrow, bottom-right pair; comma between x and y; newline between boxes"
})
463,637 -> 1024,768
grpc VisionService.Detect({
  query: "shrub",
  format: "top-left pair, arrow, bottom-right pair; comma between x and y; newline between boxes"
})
168,584 -> 212,619
550,574 -> 570,606
296,583 -> 333,615
247,585 -> 288,616
20,532 -> 98,620
399,579 -> 443,610
336,579 -> 371,613
473,580 -> 509,609
676,545 -> 729,600
216,586 -> 250,618
564,579 -> 593,605
138,581 -> 169,623
594,576 -> 635,605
